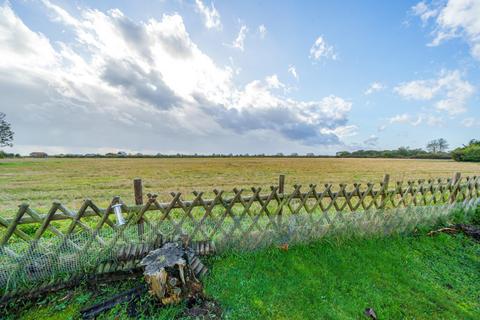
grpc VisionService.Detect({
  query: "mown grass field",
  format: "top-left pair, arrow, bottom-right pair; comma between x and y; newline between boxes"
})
1,157 -> 480,216
1,157 -> 480,319
3,232 -> 479,319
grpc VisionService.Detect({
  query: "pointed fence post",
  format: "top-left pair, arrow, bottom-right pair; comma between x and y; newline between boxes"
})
450,172 -> 461,204
380,174 -> 390,209
134,178 -> 144,238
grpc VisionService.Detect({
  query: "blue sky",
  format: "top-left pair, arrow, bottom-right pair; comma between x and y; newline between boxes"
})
1,0 -> 479,155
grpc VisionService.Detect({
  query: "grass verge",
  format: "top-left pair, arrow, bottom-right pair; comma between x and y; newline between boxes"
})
2,230 -> 479,319
205,233 -> 480,319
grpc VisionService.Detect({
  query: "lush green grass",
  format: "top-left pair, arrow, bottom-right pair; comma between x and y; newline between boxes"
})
1,157 -> 480,216
205,234 -> 480,319
4,232 -> 479,319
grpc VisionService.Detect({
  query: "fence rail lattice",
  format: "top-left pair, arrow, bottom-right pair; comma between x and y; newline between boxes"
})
1,173 -> 479,246
1,173 -> 479,299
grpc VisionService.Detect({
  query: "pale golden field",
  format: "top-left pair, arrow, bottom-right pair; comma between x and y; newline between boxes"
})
1,157 -> 480,216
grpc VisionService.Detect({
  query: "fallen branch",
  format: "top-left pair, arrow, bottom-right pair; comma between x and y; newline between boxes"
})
80,285 -> 147,320
427,224 -> 480,242
0,270 -> 143,306
427,227 -> 458,236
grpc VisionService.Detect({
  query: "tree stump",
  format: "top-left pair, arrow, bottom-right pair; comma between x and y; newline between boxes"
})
140,242 -> 203,305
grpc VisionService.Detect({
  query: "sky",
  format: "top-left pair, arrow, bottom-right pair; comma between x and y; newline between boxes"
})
1,0 -> 479,155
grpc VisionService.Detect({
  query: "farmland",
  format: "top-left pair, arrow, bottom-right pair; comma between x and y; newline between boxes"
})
1,157 -> 480,319
1,157 -> 480,216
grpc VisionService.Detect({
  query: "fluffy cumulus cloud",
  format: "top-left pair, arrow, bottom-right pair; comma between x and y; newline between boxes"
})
265,74 -> 285,89
197,77 -> 353,145
412,0 -> 480,60
309,36 -> 337,61
394,70 -> 474,115
364,82 -> 385,95
0,2 -> 354,154
195,0 -> 221,30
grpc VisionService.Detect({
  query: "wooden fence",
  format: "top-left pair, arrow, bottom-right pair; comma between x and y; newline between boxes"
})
1,172 -> 480,300
1,172 -> 478,249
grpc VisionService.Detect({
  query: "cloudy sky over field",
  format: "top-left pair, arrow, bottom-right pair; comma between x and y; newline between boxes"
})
1,0 -> 480,155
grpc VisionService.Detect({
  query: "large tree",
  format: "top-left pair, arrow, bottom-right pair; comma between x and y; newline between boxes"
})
426,138 -> 448,154
0,113 -> 14,147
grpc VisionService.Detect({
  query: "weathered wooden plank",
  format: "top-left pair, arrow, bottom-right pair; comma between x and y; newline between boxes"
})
0,204 -> 29,245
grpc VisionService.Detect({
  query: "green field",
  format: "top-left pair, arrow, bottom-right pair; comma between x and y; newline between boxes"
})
1,157 -> 480,216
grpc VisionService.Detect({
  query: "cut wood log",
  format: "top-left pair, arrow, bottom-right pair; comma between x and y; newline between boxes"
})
140,241 -> 206,305
140,242 -> 186,303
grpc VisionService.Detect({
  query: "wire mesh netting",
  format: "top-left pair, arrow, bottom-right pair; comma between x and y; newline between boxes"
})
1,175 -> 479,297
1,200 -> 478,297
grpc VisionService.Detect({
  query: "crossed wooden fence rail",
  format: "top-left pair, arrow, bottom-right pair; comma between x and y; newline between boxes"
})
1,172 -> 479,249
1,172 -> 480,300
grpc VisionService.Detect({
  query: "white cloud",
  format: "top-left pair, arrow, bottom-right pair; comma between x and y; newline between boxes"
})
389,114 -> 411,124
0,2 -> 355,154
231,25 -> 248,51
394,70 -> 474,115
322,125 -> 358,139
265,74 -> 285,89
424,115 -> 444,126
0,3 -> 58,69
309,36 -> 337,61
258,24 -> 267,39
435,71 -> 475,114
393,79 -> 437,100
195,0 -> 221,30
388,113 -> 444,127
288,65 -> 299,81
364,82 -> 385,95
412,0 -> 480,60
411,1 -> 438,23
203,79 -> 353,145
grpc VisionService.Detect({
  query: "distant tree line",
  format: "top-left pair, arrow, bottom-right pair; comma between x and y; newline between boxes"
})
0,151 -> 20,159
451,140 -> 480,162
336,139 -> 451,160
336,148 -> 450,159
